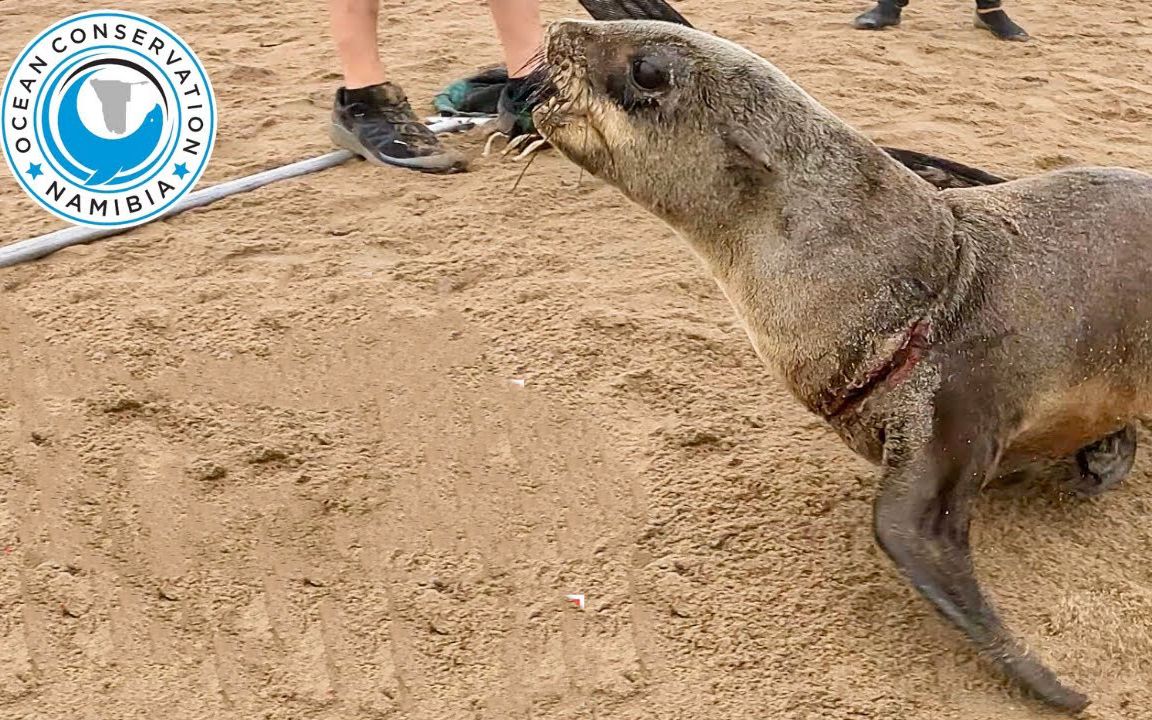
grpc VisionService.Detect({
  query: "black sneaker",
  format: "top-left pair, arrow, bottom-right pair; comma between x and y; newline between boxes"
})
329,82 -> 467,174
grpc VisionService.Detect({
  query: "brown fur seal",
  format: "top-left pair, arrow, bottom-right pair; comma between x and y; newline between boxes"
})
529,18 -> 1152,714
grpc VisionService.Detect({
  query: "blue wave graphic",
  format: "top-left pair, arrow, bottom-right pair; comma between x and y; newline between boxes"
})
46,70 -> 164,187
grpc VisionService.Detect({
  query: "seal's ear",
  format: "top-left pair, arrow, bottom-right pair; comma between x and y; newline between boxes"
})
724,127 -> 772,174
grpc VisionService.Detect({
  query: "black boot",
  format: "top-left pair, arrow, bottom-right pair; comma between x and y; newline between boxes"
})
974,0 -> 1029,40
853,0 -> 906,30
495,75 -> 540,139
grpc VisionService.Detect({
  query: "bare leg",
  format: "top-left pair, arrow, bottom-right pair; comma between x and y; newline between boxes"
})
328,0 -> 387,88
325,0 -> 466,172
874,377 -> 1088,712
488,0 -> 544,77
485,0 -> 547,151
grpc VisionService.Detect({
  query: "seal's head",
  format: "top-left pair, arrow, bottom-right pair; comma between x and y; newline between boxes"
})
532,19 -> 884,230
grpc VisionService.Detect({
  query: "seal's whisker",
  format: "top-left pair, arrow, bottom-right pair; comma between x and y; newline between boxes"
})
576,123 -> 589,187
514,137 -> 549,161
510,145 -> 539,192
524,48 -> 556,102
483,131 -> 508,157
523,45 -> 547,71
511,45 -> 547,79
501,133 -> 535,156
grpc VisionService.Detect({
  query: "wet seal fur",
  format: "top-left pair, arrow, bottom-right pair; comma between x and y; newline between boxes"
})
531,18 -> 1152,714
489,0 -> 1016,187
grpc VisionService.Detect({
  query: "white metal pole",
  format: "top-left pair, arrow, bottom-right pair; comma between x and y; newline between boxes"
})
0,116 -> 492,269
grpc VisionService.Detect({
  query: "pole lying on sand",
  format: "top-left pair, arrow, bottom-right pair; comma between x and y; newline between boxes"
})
0,150 -> 355,269
0,115 -> 493,270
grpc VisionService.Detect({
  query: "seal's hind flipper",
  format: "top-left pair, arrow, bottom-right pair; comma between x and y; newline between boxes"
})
1071,424 -> 1137,496
881,146 -> 1009,189
576,0 -> 694,26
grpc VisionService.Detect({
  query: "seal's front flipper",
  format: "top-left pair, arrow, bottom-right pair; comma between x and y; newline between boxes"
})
875,380 -> 1089,713
1072,424 -> 1137,497
880,147 -> 1009,189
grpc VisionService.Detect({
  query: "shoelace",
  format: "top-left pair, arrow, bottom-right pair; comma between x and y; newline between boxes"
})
348,99 -> 436,146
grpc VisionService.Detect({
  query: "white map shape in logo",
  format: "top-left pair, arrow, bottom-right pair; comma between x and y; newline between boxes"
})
74,66 -> 164,140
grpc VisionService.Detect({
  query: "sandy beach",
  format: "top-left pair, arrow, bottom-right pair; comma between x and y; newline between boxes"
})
1,1 -> 1151,718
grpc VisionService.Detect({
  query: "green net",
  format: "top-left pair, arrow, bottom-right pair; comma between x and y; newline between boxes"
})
433,65 -> 509,116
433,64 -> 537,136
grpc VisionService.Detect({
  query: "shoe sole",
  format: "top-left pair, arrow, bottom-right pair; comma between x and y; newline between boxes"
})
973,12 -> 1030,40
853,16 -> 901,29
328,122 -> 468,174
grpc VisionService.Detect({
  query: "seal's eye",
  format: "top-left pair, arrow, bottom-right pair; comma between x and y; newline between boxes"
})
630,56 -> 671,92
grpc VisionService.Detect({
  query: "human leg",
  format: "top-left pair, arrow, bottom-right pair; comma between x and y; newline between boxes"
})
326,0 -> 467,173
487,0 -> 546,139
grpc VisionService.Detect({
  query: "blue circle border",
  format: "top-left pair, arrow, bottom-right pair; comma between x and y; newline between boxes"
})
1,10 -> 217,229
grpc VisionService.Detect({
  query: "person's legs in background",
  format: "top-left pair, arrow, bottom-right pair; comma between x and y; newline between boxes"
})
852,0 -> 1029,41
326,0 -> 467,173
329,0 -> 387,88
852,0 -> 905,30
973,0 -> 1028,41
490,0 -> 544,78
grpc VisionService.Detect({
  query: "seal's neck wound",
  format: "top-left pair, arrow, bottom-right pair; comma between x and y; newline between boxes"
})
819,318 -> 933,419
534,19 -> 956,414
